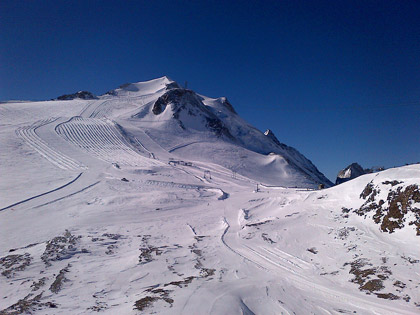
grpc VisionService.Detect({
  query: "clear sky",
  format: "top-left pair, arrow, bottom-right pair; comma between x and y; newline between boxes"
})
1,0 -> 419,181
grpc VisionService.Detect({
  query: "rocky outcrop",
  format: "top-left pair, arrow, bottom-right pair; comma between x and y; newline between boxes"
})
336,163 -> 366,185
57,91 -> 97,100
152,88 -> 233,138
165,82 -> 181,90
354,180 -> 420,235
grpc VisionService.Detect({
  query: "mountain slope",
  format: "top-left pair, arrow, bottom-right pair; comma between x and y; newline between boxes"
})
105,77 -> 332,188
1,77 -> 418,314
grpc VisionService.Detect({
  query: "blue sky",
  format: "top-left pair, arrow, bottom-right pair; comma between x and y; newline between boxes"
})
1,0 -> 419,181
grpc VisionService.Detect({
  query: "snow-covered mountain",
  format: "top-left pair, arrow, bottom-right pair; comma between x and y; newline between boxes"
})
0,77 -> 418,314
102,77 -> 332,188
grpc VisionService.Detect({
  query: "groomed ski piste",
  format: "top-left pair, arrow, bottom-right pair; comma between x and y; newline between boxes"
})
0,77 -> 419,314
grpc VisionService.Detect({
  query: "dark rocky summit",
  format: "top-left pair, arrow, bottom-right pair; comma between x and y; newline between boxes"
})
152,88 -> 233,138
56,91 -> 97,100
336,163 -> 366,185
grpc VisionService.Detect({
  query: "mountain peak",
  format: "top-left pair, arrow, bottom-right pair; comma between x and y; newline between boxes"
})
56,90 -> 97,100
151,88 -> 233,138
336,162 -> 366,185
105,76 -> 177,97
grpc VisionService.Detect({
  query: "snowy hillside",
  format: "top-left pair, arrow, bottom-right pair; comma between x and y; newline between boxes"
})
114,77 -> 332,188
0,77 -> 419,314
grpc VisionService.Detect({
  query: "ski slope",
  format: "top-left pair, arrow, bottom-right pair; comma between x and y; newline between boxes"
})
56,117 -> 158,167
16,118 -> 85,171
0,77 -> 419,314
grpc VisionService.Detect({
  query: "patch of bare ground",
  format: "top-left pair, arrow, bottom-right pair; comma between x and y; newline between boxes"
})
0,293 -> 58,314
41,230 -> 83,266
261,233 -> 276,244
134,236 -> 216,312
307,247 -> 318,254
49,264 -> 71,293
344,258 -> 412,302
30,277 -> 48,291
344,259 -> 385,292
401,255 -> 419,264
87,301 -> 108,312
375,293 -> 400,300
134,288 -> 174,312
134,296 -> 160,311
245,220 -> 272,228
0,253 -> 32,278
355,182 -> 420,235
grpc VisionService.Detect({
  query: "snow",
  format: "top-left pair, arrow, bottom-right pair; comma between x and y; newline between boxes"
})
0,77 -> 419,314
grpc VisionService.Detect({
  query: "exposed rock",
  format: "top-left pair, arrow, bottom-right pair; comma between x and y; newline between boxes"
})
41,230 -> 82,266
50,264 -> 71,293
152,88 -> 233,138
336,163 -> 366,185
0,253 -> 32,278
56,91 -> 97,100
355,182 -> 420,235
165,81 -> 181,90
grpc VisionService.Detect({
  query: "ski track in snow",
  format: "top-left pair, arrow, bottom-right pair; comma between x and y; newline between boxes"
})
221,211 -> 417,315
15,118 -> 86,171
0,173 -> 83,211
33,180 -> 100,209
56,116 -> 158,167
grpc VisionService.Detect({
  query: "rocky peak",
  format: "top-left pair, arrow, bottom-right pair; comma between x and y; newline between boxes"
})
152,88 -> 204,115
56,91 -> 97,100
152,88 -> 233,138
165,81 -> 181,90
336,163 -> 366,185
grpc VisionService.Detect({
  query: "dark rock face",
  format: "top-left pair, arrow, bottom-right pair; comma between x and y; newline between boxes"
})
336,163 -> 366,185
152,89 -> 201,115
152,89 -> 233,138
57,91 -> 97,100
165,82 -> 181,90
355,181 -> 420,235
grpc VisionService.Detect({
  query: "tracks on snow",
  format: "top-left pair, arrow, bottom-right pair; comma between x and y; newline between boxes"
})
56,117 -> 159,167
221,212 -> 416,315
0,173 -> 83,211
15,118 -> 86,171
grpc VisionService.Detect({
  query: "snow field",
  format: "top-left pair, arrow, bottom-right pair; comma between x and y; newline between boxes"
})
1,78 -> 419,314
15,118 -> 86,171
56,117 -> 158,167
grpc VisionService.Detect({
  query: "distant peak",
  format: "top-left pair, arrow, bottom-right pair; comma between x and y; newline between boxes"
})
151,88 -> 200,115
56,91 -> 97,100
104,76 -> 177,96
336,162 -> 366,185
